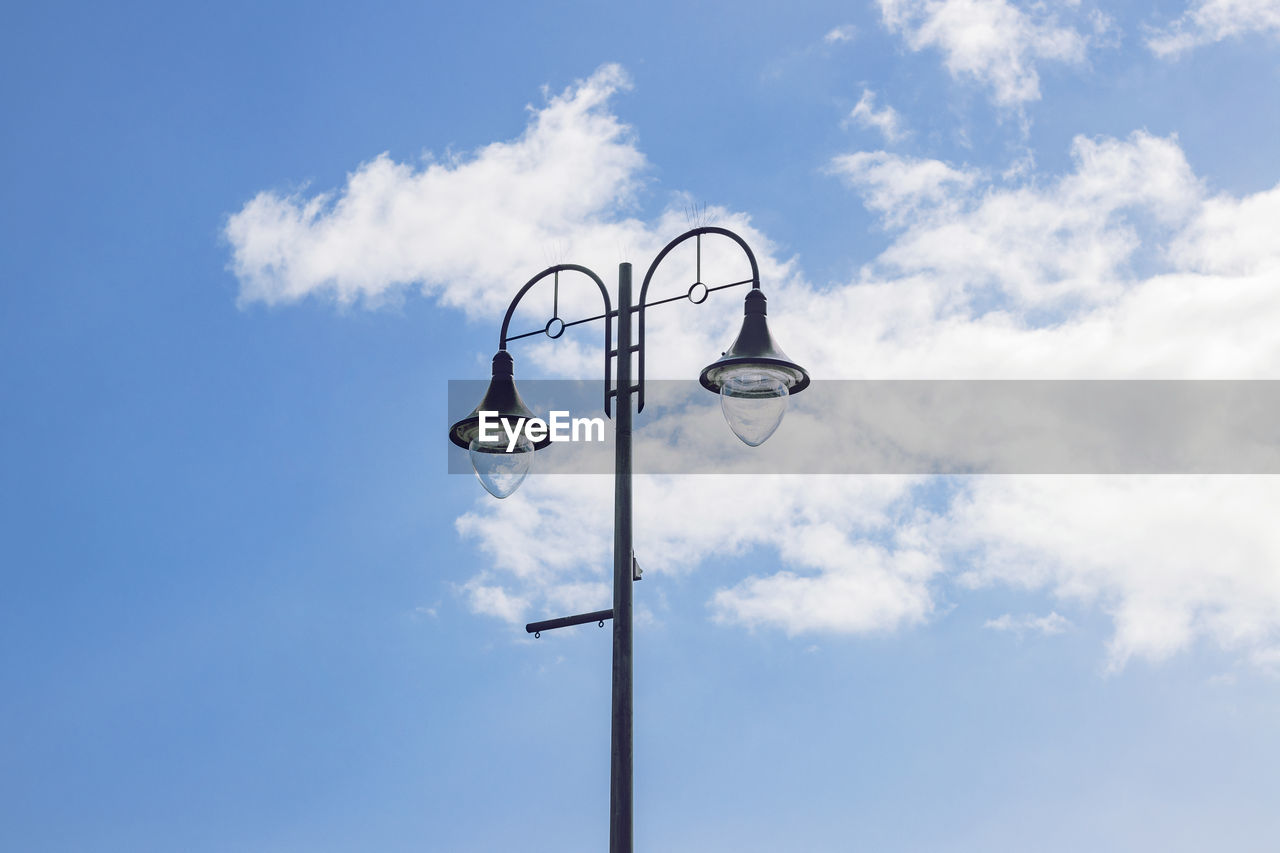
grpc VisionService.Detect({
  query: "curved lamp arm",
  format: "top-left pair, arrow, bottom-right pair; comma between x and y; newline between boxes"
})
637,226 -> 760,305
635,226 -> 761,413
497,263 -> 617,417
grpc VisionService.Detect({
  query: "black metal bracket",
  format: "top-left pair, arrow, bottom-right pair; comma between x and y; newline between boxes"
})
527,608 -> 614,638
525,556 -> 643,637
636,227 -> 761,413
494,228 -> 758,422
498,264 -> 616,417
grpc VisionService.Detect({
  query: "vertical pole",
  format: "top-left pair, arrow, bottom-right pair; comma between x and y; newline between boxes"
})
610,263 -> 634,853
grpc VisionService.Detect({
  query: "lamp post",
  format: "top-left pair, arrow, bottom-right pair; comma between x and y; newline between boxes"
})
448,227 -> 810,853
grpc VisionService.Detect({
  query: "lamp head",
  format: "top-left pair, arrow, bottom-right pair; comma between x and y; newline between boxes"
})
448,350 -> 552,451
699,290 -> 810,446
699,290 -> 810,394
448,350 -> 547,499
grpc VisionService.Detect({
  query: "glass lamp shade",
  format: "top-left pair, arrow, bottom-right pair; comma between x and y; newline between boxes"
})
719,367 -> 791,446
468,434 -> 534,499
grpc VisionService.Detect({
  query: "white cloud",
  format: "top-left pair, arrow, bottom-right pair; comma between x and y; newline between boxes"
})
847,89 -> 909,143
828,150 -> 977,226
460,580 -> 529,624
825,24 -> 858,44
228,67 -> 1280,671
804,136 -> 1280,670
225,63 -> 789,381
818,131 -> 1213,336
456,474 -> 931,633
984,611 -> 1072,635
1147,0 -> 1280,57
1171,183 -> 1280,276
876,0 -> 1097,106
711,134 -> 1280,664
225,64 -> 647,316
712,542 -> 939,634
951,478 -> 1280,669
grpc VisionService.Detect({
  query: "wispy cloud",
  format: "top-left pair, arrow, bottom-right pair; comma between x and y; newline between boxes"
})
824,132 -> 1204,311
225,65 -> 646,315
827,149 -> 976,225
824,24 -> 857,44
875,0 -> 1103,106
952,478 -> 1280,670
1147,0 -> 1280,56
712,541 -> 939,635
846,88 -> 909,143
985,611 -> 1072,636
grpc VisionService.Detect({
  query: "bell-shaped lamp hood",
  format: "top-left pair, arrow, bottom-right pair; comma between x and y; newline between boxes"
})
448,350 -> 553,450
699,290 -> 810,394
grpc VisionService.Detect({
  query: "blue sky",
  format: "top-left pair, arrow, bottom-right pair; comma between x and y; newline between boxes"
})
4,1 -> 1280,851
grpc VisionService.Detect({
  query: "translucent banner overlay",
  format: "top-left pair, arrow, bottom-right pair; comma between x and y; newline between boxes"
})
447,380 -> 1280,475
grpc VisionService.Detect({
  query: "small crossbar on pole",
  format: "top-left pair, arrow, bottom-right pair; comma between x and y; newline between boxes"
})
526,609 -> 615,636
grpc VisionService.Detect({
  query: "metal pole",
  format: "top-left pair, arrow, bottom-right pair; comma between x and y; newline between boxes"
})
610,262 -> 634,853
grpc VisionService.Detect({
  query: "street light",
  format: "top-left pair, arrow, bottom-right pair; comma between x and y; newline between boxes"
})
447,227 -> 809,852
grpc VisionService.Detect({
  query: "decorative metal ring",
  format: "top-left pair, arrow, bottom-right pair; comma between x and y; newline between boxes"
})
544,317 -> 565,339
687,282 -> 708,304
534,631 -> 541,638
598,620 -> 605,627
